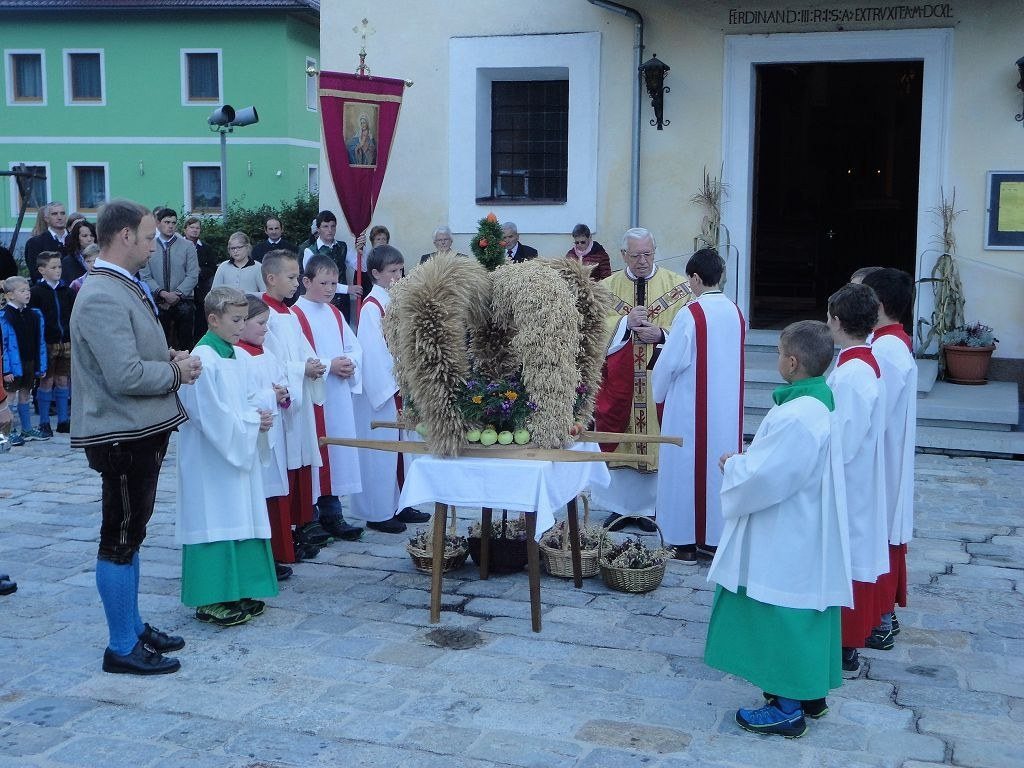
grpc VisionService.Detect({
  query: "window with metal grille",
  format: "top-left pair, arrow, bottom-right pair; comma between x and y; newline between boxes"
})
488,80 -> 568,203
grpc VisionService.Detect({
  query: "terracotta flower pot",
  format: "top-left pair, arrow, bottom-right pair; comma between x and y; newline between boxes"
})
943,344 -> 996,385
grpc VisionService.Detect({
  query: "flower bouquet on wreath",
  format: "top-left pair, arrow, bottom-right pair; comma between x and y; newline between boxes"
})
599,526 -> 675,593
467,511 -> 529,573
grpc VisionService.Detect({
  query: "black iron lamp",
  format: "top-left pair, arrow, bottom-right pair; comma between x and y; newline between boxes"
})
1016,56 -> 1024,123
639,54 -> 670,130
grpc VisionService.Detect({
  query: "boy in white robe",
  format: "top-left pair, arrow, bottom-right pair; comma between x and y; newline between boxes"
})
351,245 -> 430,532
861,268 -> 917,651
262,251 -> 361,551
292,254 -> 364,526
826,283 -> 889,677
177,287 -> 278,627
237,295 -> 294,580
705,320 -> 851,739
652,247 -> 745,563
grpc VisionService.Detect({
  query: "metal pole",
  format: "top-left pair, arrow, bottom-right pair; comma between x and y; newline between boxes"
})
220,129 -> 228,213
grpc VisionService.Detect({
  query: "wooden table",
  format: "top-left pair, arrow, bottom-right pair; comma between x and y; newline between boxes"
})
398,450 -> 610,632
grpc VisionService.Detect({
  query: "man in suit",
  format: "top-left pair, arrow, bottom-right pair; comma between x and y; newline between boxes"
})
252,216 -> 298,262
138,208 -> 199,350
25,201 -> 68,282
501,222 -> 538,263
72,198 -> 202,675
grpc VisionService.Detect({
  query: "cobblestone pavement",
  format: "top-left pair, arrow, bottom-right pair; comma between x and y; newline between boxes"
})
1,435 -> 1022,768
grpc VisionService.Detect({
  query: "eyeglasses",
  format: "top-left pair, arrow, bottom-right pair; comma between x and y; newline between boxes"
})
573,239 -> 589,245
228,245 -> 247,251
624,251 -> 654,261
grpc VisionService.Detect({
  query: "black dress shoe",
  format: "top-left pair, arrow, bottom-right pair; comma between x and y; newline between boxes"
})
696,543 -> 717,559
139,623 -> 185,653
275,562 -> 293,581
0,577 -> 17,596
366,516 -> 407,534
635,517 -> 657,533
396,507 -> 431,523
103,640 -> 180,675
603,513 -> 628,531
319,515 -> 363,541
55,421 -> 71,434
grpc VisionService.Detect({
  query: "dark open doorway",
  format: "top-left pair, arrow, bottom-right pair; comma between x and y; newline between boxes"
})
750,61 -> 923,329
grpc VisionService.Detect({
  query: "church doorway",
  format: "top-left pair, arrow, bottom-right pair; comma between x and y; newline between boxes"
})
748,61 -> 923,329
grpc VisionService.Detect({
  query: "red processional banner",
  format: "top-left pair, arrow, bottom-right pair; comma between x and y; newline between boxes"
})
319,70 -> 405,294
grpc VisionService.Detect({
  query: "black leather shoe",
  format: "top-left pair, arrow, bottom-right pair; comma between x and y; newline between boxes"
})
366,517 -> 407,534
103,640 -> 180,675
56,421 -> 71,434
275,562 -> 293,581
396,507 -> 430,523
603,513 -> 628,531
319,515 -> 363,541
696,544 -> 717,559
0,577 -> 17,596
139,623 -> 185,653
635,517 -> 657,533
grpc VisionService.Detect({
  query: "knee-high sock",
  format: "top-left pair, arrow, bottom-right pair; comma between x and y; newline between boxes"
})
132,552 -> 145,636
95,559 -> 138,655
17,402 -> 31,432
54,387 -> 70,424
36,389 -> 52,428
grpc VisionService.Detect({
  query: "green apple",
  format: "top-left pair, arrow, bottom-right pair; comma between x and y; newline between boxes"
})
480,429 -> 498,446
415,422 -> 429,437
513,429 -> 530,445
466,429 -> 481,442
497,431 -> 514,445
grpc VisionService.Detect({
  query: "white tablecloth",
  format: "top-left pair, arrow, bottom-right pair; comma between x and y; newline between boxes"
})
397,443 -> 611,540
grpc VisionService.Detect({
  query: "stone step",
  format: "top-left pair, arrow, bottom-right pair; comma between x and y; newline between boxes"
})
745,348 -> 939,394
744,380 -> 1019,432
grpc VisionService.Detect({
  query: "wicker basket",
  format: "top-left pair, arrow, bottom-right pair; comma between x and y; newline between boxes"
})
540,494 -> 600,578
405,505 -> 469,574
468,510 -> 529,573
599,516 -> 668,593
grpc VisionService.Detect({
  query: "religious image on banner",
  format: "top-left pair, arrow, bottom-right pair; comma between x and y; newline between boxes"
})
344,104 -> 378,167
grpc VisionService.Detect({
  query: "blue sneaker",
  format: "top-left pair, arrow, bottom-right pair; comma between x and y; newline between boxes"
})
736,702 -> 807,738
22,427 -> 51,441
8,431 -> 26,447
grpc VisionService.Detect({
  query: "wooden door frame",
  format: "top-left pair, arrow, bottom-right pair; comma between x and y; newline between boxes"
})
721,29 -> 953,350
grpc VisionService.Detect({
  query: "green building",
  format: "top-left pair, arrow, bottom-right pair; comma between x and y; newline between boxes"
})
1,0 -> 320,254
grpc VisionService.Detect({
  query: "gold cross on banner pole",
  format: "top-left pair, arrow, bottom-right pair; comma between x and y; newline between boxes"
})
353,17 -> 376,76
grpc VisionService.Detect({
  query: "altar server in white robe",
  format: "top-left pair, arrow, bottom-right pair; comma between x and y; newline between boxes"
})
261,251 -> 352,554
351,245 -> 431,533
177,287 -> 277,625
236,295 -> 292,566
861,268 -> 917,651
652,248 -> 745,564
825,283 -> 889,673
705,320 -> 850,738
292,254 -> 364,522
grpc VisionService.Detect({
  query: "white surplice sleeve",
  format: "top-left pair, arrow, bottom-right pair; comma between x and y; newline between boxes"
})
720,412 -> 821,521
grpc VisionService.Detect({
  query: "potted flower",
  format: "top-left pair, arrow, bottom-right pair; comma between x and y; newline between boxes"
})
599,526 -> 675,593
942,322 -> 998,385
